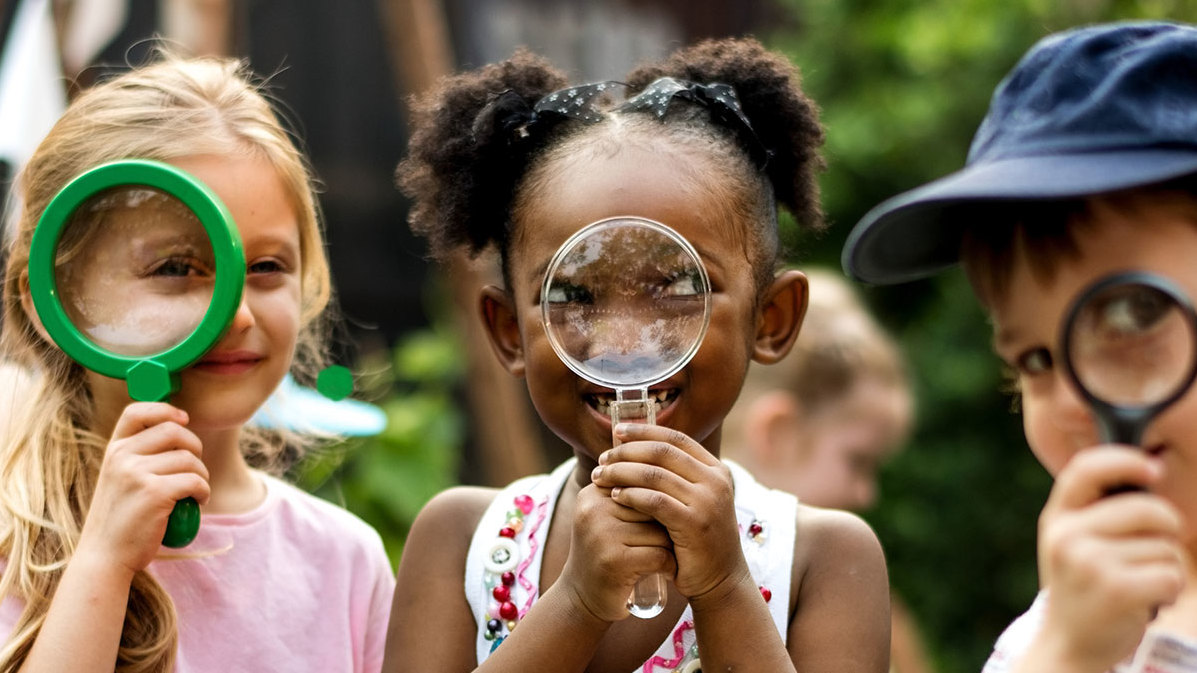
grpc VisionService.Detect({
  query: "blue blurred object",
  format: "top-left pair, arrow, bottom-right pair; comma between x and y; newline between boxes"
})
250,373 -> 387,437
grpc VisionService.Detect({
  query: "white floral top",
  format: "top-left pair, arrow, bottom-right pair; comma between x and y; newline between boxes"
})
464,458 -> 797,672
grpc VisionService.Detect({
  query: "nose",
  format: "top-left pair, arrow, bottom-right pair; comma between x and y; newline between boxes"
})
228,294 -> 255,333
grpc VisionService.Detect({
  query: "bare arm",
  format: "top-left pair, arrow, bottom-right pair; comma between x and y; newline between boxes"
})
16,556 -> 133,671
16,403 -> 209,672
785,508 -> 891,672
384,480 -> 670,673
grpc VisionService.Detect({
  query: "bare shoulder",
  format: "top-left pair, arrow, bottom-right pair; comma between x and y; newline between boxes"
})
790,504 -> 887,594
794,504 -> 885,566
386,486 -> 503,672
786,505 -> 891,671
406,486 -> 500,551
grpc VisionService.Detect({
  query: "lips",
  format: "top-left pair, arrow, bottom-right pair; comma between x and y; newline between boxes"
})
193,350 -> 263,374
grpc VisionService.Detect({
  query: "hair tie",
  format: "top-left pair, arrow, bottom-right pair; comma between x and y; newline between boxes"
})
619,77 -> 771,168
473,82 -> 618,148
474,78 -> 769,168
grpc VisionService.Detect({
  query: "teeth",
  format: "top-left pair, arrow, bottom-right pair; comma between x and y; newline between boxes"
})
591,390 -> 674,416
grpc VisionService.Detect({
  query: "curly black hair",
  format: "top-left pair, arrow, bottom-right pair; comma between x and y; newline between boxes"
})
398,37 -> 825,278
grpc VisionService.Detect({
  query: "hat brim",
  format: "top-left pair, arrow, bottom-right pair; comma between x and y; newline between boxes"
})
842,147 -> 1197,285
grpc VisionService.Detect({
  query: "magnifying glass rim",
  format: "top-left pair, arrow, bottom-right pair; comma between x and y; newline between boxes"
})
1060,270 -> 1197,417
540,215 -> 712,389
27,159 -> 246,381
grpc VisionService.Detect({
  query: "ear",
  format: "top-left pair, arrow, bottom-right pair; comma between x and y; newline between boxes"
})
742,391 -> 790,462
17,270 -> 54,345
747,391 -> 806,462
752,269 -> 807,364
480,285 -> 525,378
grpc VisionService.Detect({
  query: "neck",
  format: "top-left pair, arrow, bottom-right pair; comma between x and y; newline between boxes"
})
195,425 -> 264,515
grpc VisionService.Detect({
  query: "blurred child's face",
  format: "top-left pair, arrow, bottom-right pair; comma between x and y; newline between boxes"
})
783,379 -> 911,511
83,154 -> 303,435
504,143 -> 771,463
989,195 -> 1197,540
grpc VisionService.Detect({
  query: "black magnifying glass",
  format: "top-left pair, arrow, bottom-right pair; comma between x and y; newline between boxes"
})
27,160 -> 245,548
1061,271 -> 1197,454
542,216 -> 711,619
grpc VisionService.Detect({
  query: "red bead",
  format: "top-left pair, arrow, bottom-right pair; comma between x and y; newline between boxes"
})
492,585 -> 511,602
759,586 -> 772,603
501,571 -> 516,586
748,522 -> 763,537
514,495 -> 534,514
499,527 -> 516,538
499,601 -> 518,620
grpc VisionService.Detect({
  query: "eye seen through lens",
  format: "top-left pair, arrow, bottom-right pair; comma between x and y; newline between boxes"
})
1067,281 -> 1197,408
541,217 -> 710,389
53,186 -> 216,357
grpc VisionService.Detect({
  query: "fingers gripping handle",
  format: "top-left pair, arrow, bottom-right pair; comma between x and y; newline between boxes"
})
610,391 -> 667,619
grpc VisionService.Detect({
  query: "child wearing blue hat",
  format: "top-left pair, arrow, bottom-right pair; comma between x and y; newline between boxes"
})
843,21 -> 1197,673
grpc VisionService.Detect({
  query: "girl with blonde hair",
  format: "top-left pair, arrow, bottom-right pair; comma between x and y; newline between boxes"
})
0,52 -> 393,672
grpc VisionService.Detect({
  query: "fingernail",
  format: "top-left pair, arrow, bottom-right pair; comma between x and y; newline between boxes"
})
611,486 -> 622,499
613,423 -> 629,438
591,466 -> 603,482
598,450 -> 610,465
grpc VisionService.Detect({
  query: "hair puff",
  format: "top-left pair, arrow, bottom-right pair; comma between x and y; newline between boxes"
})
625,37 -> 826,233
399,49 -> 570,260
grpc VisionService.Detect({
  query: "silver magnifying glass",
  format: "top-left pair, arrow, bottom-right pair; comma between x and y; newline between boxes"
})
541,216 -> 711,619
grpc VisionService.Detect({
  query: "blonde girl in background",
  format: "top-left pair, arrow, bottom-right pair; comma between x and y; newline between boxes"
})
0,52 -> 393,672
723,267 -> 929,673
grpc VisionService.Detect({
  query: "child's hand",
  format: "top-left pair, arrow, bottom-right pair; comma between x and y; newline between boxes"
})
1028,445 -> 1184,672
77,402 -> 210,576
560,480 -> 677,622
591,423 -> 747,602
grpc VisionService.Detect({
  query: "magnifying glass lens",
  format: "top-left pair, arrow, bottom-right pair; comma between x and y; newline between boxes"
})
543,220 -> 708,388
54,186 -> 215,357
1067,282 -> 1197,406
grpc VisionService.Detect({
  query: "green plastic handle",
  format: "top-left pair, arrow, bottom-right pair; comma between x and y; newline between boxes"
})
28,159 -> 246,548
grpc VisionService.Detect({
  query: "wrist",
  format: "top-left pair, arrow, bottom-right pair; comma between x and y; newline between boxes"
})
687,567 -> 759,616
67,544 -> 138,588
1016,630 -> 1111,673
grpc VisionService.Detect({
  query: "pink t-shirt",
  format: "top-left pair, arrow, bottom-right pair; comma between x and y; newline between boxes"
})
1,472 -> 395,672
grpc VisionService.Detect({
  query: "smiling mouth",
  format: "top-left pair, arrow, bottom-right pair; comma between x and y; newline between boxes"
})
585,389 -> 679,417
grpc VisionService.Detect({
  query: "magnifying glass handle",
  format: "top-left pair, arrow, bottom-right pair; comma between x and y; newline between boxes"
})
162,497 -> 201,548
1096,411 -> 1148,497
610,392 -> 668,619
627,573 -> 668,618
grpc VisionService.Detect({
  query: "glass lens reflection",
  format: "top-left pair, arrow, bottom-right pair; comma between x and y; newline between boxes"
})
1067,282 -> 1197,407
53,187 -> 215,357
543,220 -> 708,388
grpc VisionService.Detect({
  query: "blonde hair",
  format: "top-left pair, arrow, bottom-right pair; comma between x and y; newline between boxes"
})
0,51 -> 331,672
725,268 -> 908,448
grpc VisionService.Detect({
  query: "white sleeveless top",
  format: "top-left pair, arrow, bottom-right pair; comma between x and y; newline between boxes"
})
464,458 -> 797,672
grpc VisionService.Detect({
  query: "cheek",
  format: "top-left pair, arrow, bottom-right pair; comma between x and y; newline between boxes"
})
1021,401 -> 1072,476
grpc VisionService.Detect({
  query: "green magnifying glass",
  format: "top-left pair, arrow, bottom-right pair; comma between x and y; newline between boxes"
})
27,159 -> 245,548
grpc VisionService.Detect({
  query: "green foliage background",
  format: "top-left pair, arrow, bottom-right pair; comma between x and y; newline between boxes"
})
299,4 -> 1197,672
768,2 -> 1197,671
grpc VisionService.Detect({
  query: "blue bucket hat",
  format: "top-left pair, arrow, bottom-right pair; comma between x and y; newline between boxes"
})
842,21 -> 1197,285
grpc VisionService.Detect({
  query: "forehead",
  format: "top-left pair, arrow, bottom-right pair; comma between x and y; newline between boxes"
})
510,142 -> 746,280
992,196 -> 1197,346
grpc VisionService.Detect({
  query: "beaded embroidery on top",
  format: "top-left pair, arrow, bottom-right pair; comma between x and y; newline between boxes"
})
479,493 -> 549,651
